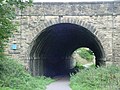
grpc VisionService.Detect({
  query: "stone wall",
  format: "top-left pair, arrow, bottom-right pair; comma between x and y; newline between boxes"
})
6,2 -> 120,66
113,15 -> 120,65
16,2 -> 120,16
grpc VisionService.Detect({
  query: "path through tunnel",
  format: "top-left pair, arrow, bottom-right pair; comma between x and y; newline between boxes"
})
29,23 -> 105,77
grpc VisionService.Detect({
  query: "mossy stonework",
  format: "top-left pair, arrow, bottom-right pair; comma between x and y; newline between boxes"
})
6,2 -> 120,76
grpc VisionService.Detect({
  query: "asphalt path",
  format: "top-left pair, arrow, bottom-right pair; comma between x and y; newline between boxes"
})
46,76 -> 72,90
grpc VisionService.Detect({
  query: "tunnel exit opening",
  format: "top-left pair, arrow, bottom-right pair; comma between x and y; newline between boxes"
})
29,23 -> 105,77
72,47 -> 95,69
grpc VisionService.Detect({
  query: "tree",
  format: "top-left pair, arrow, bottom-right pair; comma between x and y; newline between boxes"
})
0,0 -> 32,58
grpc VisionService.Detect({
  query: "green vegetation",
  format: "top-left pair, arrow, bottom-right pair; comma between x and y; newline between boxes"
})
0,0 -> 32,58
70,66 -> 120,90
0,57 -> 54,90
0,1 -> 54,90
76,48 -> 94,62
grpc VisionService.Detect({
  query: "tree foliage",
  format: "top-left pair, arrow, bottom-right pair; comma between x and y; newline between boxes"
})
77,48 -> 94,62
0,0 -> 32,58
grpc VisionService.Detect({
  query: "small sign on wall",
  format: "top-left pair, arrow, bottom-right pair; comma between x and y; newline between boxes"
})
11,44 -> 17,50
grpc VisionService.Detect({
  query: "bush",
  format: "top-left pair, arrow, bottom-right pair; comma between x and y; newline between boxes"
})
70,66 -> 120,90
77,48 -> 94,62
76,63 -> 85,69
0,57 -> 54,90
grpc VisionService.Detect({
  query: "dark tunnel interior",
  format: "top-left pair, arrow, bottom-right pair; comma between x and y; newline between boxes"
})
30,23 -> 105,77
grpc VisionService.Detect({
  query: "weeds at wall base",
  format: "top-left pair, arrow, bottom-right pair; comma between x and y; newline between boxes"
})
0,57 -> 54,90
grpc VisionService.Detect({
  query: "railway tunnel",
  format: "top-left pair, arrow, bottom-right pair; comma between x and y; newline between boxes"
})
29,23 -> 105,77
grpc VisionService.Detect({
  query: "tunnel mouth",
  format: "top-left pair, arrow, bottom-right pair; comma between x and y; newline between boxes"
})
29,23 -> 105,77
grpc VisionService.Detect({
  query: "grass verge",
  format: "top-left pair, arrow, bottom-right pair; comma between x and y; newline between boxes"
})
70,66 -> 120,90
0,57 -> 54,90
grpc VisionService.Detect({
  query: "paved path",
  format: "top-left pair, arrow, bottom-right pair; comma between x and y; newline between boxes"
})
46,76 -> 72,90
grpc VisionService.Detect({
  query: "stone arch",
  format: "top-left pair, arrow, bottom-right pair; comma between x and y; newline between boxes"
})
27,18 -> 106,76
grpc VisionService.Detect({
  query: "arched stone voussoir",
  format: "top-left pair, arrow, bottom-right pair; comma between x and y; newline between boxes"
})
73,20 -> 96,34
43,20 -> 55,27
28,18 -> 98,51
39,18 -> 96,34
73,19 -> 82,25
53,18 -> 96,34
63,18 -> 76,24
27,18 -> 99,58
68,18 -> 76,24
87,24 -> 96,33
